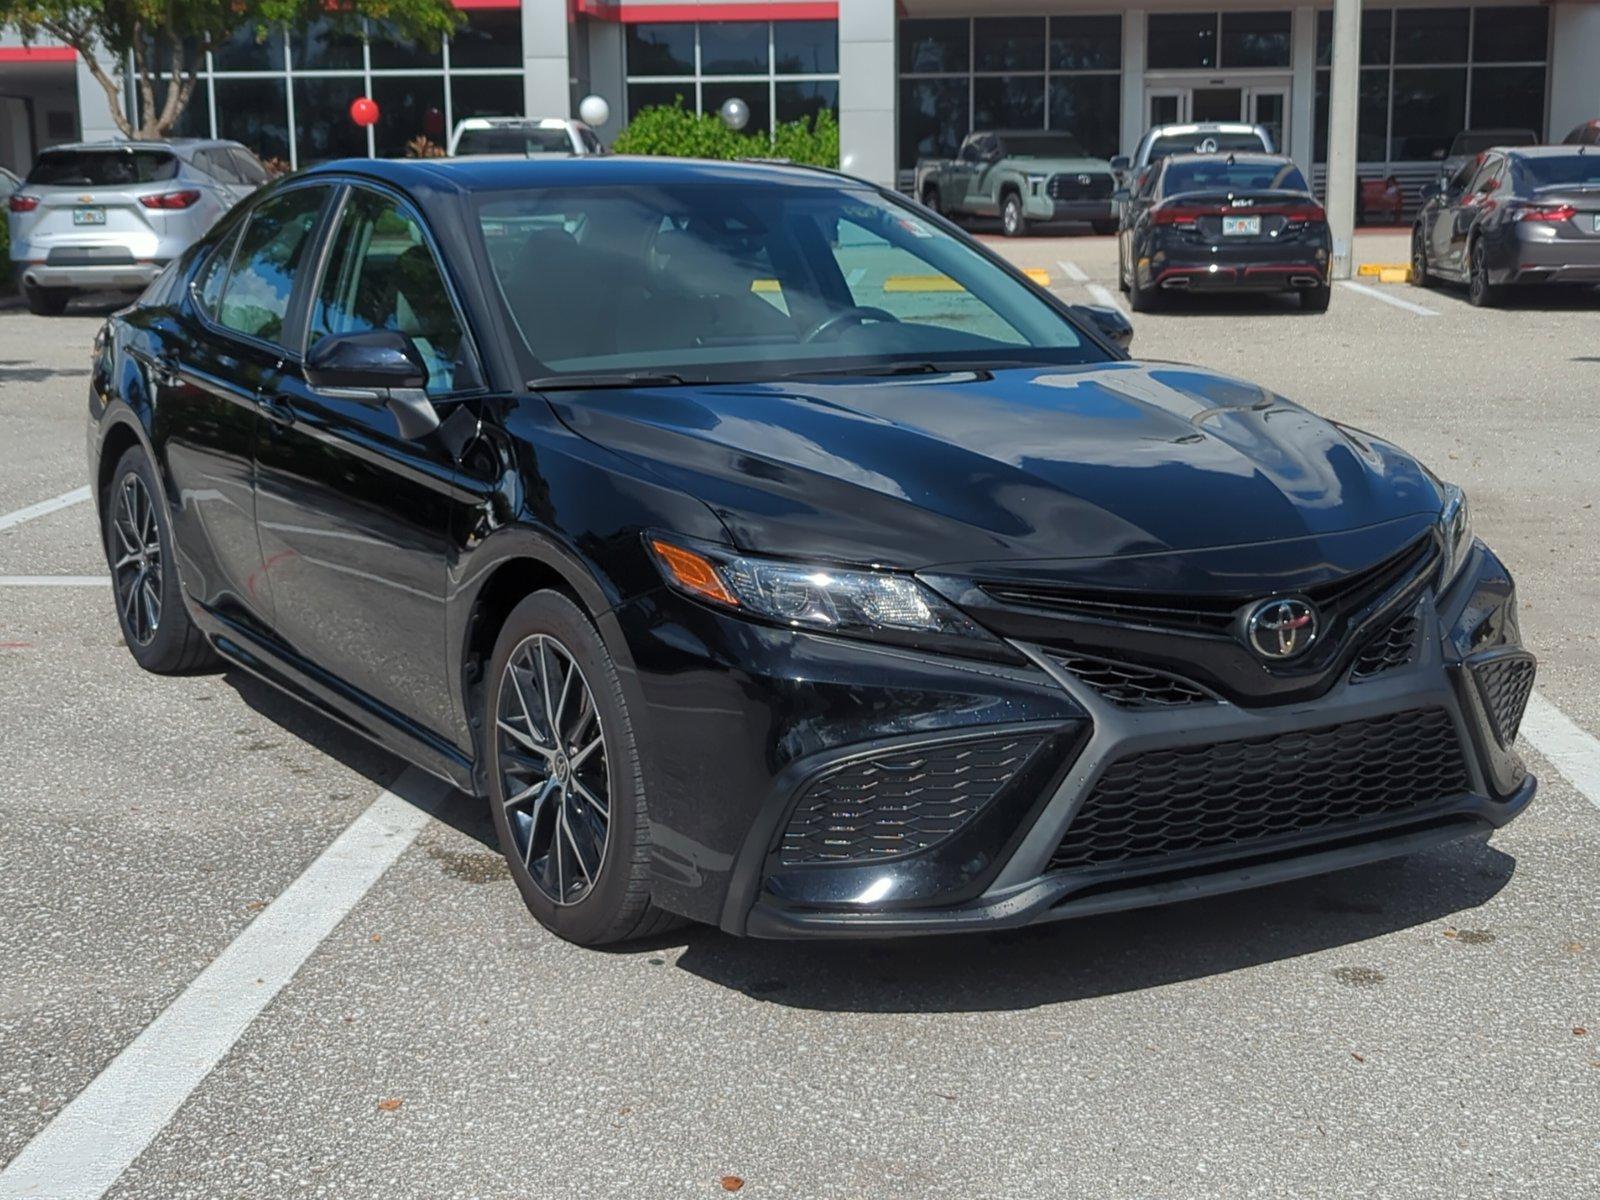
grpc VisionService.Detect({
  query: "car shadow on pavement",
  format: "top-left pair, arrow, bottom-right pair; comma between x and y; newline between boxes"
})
222,668 -> 498,851
670,840 -> 1515,1012
1141,292 -> 1308,318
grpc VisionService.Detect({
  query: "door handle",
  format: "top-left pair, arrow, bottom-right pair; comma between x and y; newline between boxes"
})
257,391 -> 296,429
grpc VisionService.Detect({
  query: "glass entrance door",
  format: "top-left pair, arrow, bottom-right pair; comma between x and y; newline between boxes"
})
1247,86 -> 1288,153
1143,81 -> 1293,154
1191,87 -> 1243,123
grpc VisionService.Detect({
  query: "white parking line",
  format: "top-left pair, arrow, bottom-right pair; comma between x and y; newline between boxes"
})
1338,281 -> 1439,317
0,576 -> 110,587
0,766 -> 451,1200
1521,692 -> 1600,814
1057,259 -> 1090,283
1086,283 -> 1127,313
0,486 -> 92,532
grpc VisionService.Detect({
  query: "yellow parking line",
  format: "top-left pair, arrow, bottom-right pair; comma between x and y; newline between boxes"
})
883,274 -> 966,293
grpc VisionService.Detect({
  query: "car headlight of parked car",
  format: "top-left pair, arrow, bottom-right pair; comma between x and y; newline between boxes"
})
1438,482 -> 1474,591
1026,174 -> 1048,192
648,536 -> 988,642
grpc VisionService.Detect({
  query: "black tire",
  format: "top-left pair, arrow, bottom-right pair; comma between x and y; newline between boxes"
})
920,185 -> 942,217
1409,227 -> 1434,288
485,590 -> 681,946
1300,284 -> 1332,313
1001,191 -> 1027,237
1117,242 -> 1130,294
23,284 -> 71,316
1128,265 -> 1163,313
1467,238 -> 1502,308
1091,219 -> 1119,236
104,446 -> 218,674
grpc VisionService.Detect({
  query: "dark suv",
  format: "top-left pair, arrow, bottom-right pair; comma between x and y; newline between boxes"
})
88,156 -> 1536,944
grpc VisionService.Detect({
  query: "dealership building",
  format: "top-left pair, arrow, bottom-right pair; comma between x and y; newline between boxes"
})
3,1 -> 1597,202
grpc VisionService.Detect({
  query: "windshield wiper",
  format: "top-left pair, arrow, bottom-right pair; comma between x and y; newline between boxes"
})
781,359 -> 1031,380
527,371 -> 690,390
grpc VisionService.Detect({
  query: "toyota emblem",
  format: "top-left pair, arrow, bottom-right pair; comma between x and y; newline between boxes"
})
1077,173 -> 1092,185
1244,597 -> 1319,660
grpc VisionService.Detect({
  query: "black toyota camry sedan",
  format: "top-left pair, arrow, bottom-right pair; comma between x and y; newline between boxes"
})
1117,152 -> 1332,312
89,156 -> 1535,945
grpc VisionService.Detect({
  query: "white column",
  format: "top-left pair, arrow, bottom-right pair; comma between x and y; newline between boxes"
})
1289,6 -> 1316,172
584,17 -> 626,147
1548,2 -> 1600,140
1325,0 -> 1361,279
838,0 -> 896,187
1120,8 -> 1146,158
522,0 -> 572,118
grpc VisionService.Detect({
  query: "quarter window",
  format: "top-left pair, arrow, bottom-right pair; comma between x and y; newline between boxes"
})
194,224 -> 243,319
215,187 -> 328,345
310,189 -> 479,395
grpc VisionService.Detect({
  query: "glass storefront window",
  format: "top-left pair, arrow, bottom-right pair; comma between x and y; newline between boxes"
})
451,75 -> 525,122
214,78 -> 289,164
898,78 -> 968,172
1317,8 -> 1394,68
627,24 -> 695,77
371,76 -> 447,158
1147,13 -> 1217,70
776,80 -> 838,126
974,75 -> 1045,130
1472,8 -> 1548,64
1048,75 -> 1120,160
294,78 -> 370,164
1389,67 -> 1467,159
370,23 -> 442,70
628,83 -> 691,121
290,19 -> 361,71
451,10 -> 522,70
1471,67 -> 1547,137
974,17 -> 1045,72
1220,11 -> 1290,69
700,22 -> 768,75
701,80 -> 770,135
774,21 -> 837,74
212,24 -> 285,72
1050,16 -> 1119,72
1394,8 -> 1470,65
898,19 -> 969,74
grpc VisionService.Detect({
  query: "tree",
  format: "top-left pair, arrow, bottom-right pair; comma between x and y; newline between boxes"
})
0,0 -> 460,140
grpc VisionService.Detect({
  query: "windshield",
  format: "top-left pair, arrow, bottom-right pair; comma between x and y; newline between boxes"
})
455,128 -> 571,156
1147,132 -> 1267,162
1163,159 -> 1308,194
27,149 -> 178,186
1513,154 -> 1600,190
1003,133 -> 1087,158
1448,130 -> 1535,157
478,183 -> 1105,383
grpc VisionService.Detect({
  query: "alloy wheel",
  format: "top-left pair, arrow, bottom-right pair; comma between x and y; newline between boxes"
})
111,473 -> 162,645
1003,199 -> 1020,235
495,634 -> 611,906
1410,232 -> 1428,284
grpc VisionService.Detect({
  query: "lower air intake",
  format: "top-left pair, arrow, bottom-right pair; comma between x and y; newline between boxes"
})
1049,708 -> 1471,871
780,734 -> 1045,865
1471,654 -> 1536,747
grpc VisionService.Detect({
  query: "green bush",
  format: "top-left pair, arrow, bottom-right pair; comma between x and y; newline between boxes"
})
612,102 -> 839,169
0,218 -> 11,295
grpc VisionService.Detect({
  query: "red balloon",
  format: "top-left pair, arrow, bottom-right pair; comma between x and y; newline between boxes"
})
423,106 -> 445,138
349,97 -> 379,127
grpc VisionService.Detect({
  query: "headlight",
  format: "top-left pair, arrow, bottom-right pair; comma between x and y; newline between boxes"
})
1438,482 -> 1474,591
1026,174 -> 1048,190
647,536 -> 988,641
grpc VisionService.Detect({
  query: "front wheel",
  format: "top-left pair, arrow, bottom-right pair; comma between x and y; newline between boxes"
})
1001,192 -> 1027,237
485,590 -> 680,946
1467,239 -> 1503,308
104,447 -> 217,673
1410,229 -> 1435,287
1091,219 -> 1119,236
920,185 -> 942,217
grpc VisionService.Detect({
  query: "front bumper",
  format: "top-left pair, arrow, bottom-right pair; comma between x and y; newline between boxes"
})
1029,196 -> 1117,223
609,545 -> 1535,938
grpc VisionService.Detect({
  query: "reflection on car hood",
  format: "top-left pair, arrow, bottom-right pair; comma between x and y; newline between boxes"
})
548,361 -> 1443,574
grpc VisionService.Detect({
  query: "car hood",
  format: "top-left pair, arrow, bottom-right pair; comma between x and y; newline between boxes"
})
1010,156 -> 1112,174
548,361 -> 1443,579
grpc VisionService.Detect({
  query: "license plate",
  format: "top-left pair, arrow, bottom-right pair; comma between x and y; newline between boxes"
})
1222,215 -> 1261,236
73,207 -> 106,226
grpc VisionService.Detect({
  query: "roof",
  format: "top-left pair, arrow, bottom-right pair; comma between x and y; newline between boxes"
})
35,137 -> 233,155
1146,123 -> 1261,137
298,154 -> 867,194
454,117 -> 577,130
1160,151 -> 1294,166
1503,144 -> 1598,159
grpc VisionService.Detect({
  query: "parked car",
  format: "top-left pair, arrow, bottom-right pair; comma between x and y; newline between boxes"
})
90,155 -> 1535,946
1434,128 -> 1537,186
1412,145 -> 1600,306
449,117 -> 603,157
915,130 -> 1118,236
0,165 -> 19,205
1117,152 -> 1332,312
7,138 -> 268,315
1111,122 -> 1276,225
1563,119 -> 1600,147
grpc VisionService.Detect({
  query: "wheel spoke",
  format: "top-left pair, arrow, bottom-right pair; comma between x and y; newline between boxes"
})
552,657 -> 576,743
560,802 -> 594,888
570,776 -> 609,821
113,551 -> 141,570
496,717 -> 552,759
505,661 -> 548,748
141,577 -> 160,633
537,640 -> 558,743
568,734 -> 603,772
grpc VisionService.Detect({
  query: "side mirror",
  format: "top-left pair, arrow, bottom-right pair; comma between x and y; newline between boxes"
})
1072,304 -> 1133,351
1109,155 -> 1131,172
1112,187 -> 1131,203
1419,181 -> 1442,200
305,330 -> 439,439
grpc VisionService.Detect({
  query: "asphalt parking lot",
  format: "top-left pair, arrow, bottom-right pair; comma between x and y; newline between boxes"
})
2,232 -> 1598,1198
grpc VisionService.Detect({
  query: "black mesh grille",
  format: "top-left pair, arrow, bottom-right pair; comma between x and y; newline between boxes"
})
1351,610 -> 1419,679
1048,652 -> 1215,709
780,735 -> 1045,865
1047,173 -> 1114,201
1472,655 -> 1536,747
1049,708 -> 1471,872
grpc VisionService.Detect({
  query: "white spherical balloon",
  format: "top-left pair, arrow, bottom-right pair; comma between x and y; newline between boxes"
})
719,97 -> 750,132
578,94 -> 610,128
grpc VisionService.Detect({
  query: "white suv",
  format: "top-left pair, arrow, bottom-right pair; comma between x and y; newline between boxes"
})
448,118 -> 604,157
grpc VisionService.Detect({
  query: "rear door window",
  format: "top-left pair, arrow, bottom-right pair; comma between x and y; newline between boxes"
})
26,149 -> 179,186
228,148 -> 270,186
309,187 -> 480,394
193,226 -> 243,318
214,187 -> 329,346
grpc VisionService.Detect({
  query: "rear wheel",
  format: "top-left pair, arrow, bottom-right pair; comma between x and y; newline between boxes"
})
1467,238 -> 1502,308
22,284 -> 71,316
920,185 -> 942,217
1117,241 -> 1130,293
1128,263 -> 1163,313
104,447 -> 217,673
1409,228 -> 1434,287
1300,284 -> 1332,313
1001,191 -> 1027,237
485,590 -> 680,946
1091,219 -> 1119,236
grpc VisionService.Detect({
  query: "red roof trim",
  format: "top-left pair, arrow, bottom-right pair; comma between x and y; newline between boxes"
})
0,46 -> 77,62
578,2 -> 839,22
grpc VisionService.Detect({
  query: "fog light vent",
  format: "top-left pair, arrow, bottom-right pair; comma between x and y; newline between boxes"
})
1471,653 -> 1536,747
1351,610 -> 1420,680
779,734 -> 1045,866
